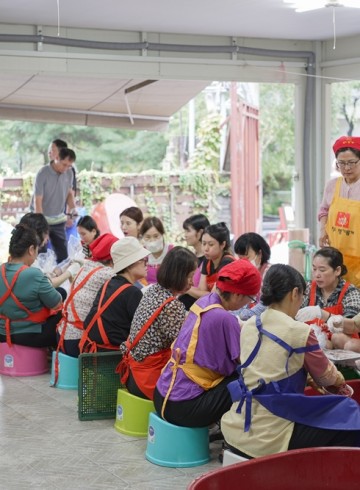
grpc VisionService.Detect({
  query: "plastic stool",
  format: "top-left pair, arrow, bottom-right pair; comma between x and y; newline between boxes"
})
50,351 -> 79,389
0,343 -> 48,376
114,389 -> 155,437
145,412 -> 210,468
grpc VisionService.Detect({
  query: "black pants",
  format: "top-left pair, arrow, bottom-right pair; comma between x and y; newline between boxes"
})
0,311 -> 62,349
225,422 -> 360,460
126,370 -> 150,400
153,373 -> 238,427
40,223 -> 68,264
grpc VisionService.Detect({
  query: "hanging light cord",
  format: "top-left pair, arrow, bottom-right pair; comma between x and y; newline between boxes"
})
332,6 -> 337,50
56,0 -> 60,37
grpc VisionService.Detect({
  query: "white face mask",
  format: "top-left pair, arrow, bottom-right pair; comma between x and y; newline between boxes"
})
144,238 -> 163,254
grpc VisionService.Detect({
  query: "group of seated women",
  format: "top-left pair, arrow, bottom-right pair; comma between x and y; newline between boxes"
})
1,206 -> 360,460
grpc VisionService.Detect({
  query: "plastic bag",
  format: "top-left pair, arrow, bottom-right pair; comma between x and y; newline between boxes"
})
35,249 -> 58,274
312,325 -> 328,350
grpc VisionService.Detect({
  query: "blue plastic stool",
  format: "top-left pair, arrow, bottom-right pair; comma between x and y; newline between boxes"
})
114,389 -> 155,437
50,351 -> 79,389
145,412 -> 210,468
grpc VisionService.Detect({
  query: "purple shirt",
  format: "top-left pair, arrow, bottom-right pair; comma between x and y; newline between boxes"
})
156,292 -> 240,401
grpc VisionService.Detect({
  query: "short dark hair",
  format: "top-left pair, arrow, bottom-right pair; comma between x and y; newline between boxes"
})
140,216 -> 165,237
52,139 -> 68,150
120,207 -> 144,225
313,247 -> 347,277
19,212 -> 49,245
59,147 -> 76,162
77,215 -> 100,238
261,264 -> 306,306
183,214 -> 210,233
157,246 -> 197,292
234,232 -> 271,266
9,224 -> 40,257
203,222 -> 231,252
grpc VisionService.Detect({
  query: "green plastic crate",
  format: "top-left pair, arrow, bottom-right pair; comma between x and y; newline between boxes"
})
78,351 -> 123,421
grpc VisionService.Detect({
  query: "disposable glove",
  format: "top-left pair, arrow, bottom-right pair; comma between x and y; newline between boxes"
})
67,262 -> 81,279
327,315 -> 344,333
295,305 -> 322,322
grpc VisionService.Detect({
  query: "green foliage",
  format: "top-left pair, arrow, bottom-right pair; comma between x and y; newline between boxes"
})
0,121 -> 168,173
331,81 -> 360,137
260,83 -> 295,215
188,114 -> 222,170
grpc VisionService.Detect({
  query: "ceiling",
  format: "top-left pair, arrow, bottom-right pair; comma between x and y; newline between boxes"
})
2,0 -> 360,41
0,0 -> 360,129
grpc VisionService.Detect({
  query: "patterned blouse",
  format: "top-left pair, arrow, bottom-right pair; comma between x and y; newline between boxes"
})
301,278 -> 360,318
120,283 -> 186,362
58,260 -> 114,340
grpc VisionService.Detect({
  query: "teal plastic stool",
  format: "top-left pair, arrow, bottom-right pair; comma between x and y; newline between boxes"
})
145,412 -> 210,468
50,351 -> 79,389
114,389 -> 154,437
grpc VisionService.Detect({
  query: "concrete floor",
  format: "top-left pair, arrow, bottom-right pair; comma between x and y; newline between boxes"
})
0,373 -> 223,490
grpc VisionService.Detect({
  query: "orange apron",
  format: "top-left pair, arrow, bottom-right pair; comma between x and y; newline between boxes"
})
326,177 -> 360,287
79,281 -> 131,353
0,264 -> 52,346
53,266 -> 102,386
116,296 -> 176,400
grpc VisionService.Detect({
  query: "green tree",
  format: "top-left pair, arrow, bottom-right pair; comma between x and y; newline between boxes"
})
331,81 -> 360,137
259,83 -> 295,215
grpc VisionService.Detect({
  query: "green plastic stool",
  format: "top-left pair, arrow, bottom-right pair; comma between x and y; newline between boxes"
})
114,389 -> 154,437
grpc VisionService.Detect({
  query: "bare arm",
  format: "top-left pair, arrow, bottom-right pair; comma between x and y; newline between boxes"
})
319,215 -> 329,247
34,195 -> 43,214
66,188 -> 76,212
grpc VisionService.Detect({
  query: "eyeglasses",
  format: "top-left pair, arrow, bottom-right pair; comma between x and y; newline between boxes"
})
247,295 -> 257,303
336,159 -> 360,169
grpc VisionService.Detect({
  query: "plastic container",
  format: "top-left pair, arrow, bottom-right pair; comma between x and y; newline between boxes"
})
50,351 -> 79,389
78,351 -> 123,421
114,389 -> 154,437
0,343 -> 48,376
188,447 -> 360,490
146,412 -> 210,468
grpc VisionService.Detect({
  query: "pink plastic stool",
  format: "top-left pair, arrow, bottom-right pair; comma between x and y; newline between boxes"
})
0,343 -> 49,376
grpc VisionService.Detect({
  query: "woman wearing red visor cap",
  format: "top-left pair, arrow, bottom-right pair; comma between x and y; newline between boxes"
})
319,136 -> 360,287
153,259 -> 261,429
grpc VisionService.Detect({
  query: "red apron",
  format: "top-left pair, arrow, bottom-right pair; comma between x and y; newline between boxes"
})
116,296 -> 176,400
308,280 -> 358,339
205,254 -> 235,291
79,281 -> 131,353
0,264 -> 52,346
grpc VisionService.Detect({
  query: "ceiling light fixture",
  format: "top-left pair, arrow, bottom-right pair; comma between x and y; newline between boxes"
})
284,0 -> 360,13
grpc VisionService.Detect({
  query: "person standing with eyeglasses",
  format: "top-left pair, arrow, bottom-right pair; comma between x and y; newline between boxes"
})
318,136 -> 360,287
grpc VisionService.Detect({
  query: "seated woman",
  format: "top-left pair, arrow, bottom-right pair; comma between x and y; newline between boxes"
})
0,224 -> 63,348
20,212 -> 80,287
295,247 -> 360,348
56,233 -> 119,357
118,246 -> 197,400
186,222 -> 234,302
79,237 -> 149,352
140,216 -> 173,285
154,260 -> 261,428
233,232 -> 271,321
120,206 -> 143,239
221,264 -> 360,460
179,213 -> 210,310
77,215 -> 100,258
